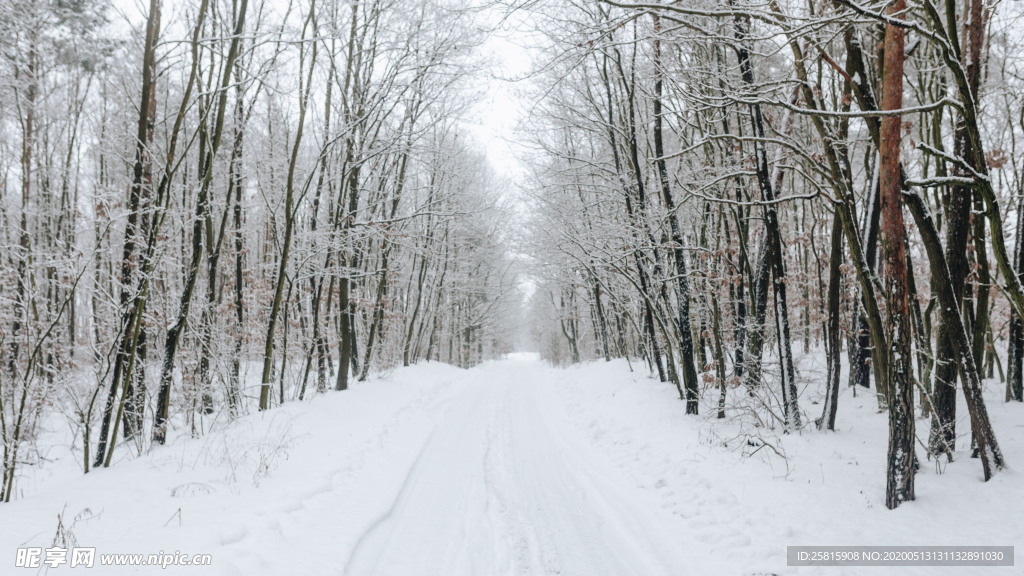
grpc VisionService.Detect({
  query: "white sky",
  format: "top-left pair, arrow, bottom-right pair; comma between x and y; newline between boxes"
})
464,9 -> 534,186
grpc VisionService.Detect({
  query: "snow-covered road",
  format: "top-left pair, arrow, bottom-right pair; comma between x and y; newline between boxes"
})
1,358 -> 696,575
343,360 -> 689,576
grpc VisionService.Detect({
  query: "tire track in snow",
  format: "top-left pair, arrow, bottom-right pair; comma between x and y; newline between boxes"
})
342,360 -> 692,576
215,365 -> 475,575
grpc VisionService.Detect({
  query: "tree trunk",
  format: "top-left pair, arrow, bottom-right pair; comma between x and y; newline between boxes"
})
1007,190 -> 1024,401
653,13 -> 699,412
95,0 -> 162,464
712,293 -> 728,418
971,194 -> 990,390
818,212 -> 844,431
880,6 -> 915,507
156,0 -> 246,436
904,192 -> 1005,480
852,174 -> 881,390
732,8 -> 799,425
260,6 -> 315,409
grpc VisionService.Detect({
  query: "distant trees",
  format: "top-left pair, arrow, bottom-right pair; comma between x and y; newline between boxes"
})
1,0 -> 112,498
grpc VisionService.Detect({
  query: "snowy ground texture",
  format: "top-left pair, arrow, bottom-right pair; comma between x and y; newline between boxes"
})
3,353 -> 1023,575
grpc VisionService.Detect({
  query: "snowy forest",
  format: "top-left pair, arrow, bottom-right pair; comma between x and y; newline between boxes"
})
1,0 -> 521,480
1,0 -> 1024,572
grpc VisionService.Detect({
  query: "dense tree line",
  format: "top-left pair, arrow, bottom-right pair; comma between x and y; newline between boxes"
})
0,0 -> 519,499
520,0 -> 1024,508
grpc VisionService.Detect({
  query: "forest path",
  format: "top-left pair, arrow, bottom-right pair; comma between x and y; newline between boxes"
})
341,357 -> 691,576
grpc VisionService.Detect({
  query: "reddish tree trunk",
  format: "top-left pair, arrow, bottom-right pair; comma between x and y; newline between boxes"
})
880,0 -> 915,509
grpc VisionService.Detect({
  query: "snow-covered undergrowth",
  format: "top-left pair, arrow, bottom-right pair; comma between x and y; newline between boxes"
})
1,362 -> 474,574
2,354 -> 1021,575
550,354 -> 1024,575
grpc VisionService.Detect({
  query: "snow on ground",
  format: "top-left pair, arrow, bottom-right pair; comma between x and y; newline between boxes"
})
2,354 -> 1022,575
549,354 -> 1024,576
